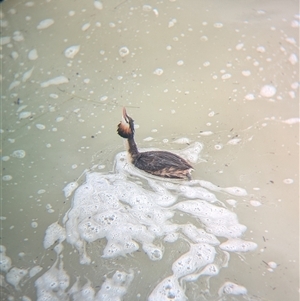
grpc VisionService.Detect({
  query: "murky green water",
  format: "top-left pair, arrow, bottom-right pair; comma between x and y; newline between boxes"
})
1,0 -> 299,300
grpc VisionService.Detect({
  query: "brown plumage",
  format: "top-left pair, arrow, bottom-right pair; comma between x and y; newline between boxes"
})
117,107 -> 193,180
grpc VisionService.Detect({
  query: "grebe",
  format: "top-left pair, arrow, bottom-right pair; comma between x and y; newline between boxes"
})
117,107 -> 193,180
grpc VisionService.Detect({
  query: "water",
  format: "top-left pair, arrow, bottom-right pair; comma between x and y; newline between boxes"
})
1,0 -> 299,300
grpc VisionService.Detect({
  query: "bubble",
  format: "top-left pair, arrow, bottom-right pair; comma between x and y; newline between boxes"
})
256,46 -> 266,53
22,67 -> 34,82
220,239 -> 257,252
94,0 -> 103,10
235,43 -> 244,50
11,150 -> 26,158
283,178 -> 293,184
153,68 -> 164,75
81,22 -> 90,31
6,267 -> 28,290
148,275 -> 187,301
214,22 -> 223,28
242,70 -> 251,76
173,137 -> 190,144
288,53 -> 298,65
37,18 -> 54,29
64,45 -> 80,59
250,200 -> 261,207
29,266 -> 43,278
119,46 -> 129,57
2,175 -> 12,181
63,181 -> 79,197
177,60 -> 184,66
268,261 -> 277,269
50,93 -> 59,99
36,124 -> 46,130
245,93 -> 255,100
43,222 -> 66,249
260,85 -> 276,98
19,111 -> 32,119
40,76 -> 69,88
221,73 -> 231,80
218,281 -> 247,296
31,222 -> 38,228
214,144 -> 223,150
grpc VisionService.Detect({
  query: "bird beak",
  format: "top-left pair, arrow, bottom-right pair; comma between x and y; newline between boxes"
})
122,107 -> 129,123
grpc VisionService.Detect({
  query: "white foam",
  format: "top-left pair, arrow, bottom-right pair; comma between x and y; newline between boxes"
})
40,76 -> 69,87
35,258 -> 70,300
153,68 -> 164,75
172,243 -> 216,278
260,85 -> 276,98
94,0 -> 103,10
0,36 -> 10,45
0,245 -> 12,272
220,238 -> 257,252
43,222 -> 66,249
11,150 -> 26,158
6,267 -> 28,290
9,80 -> 20,90
64,45 -> 80,59
148,275 -> 187,301
63,181 -> 78,197
29,266 -> 43,278
218,281 -> 247,296
22,67 -> 34,82
37,18 -> 54,29
288,53 -> 298,65
28,49 -> 38,60
119,46 -> 130,57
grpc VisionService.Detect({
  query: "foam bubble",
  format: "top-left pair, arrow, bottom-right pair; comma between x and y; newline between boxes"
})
245,93 -> 255,100
288,53 -> 298,65
9,80 -> 20,90
153,68 -> 164,75
11,150 -> 26,158
64,45 -> 80,59
0,36 -> 11,45
0,245 -> 12,272
81,22 -> 90,31
236,43 -> 244,50
35,258 -> 70,300
28,49 -> 38,60
148,275 -> 187,301
220,238 -> 257,252
2,175 -> 12,181
218,281 -> 247,296
6,267 -> 28,290
22,67 -> 34,82
97,270 -> 134,299
43,222 -> 66,249
94,0 -> 103,10
119,46 -> 129,57
29,266 -> 43,278
260,85 -> 276,98
37,18 -> 54,29
36,124 -> 46,130
19,111 -> 32,119
40,76 -> 69,87
283,178 -> 294,184
63,181 -> 79,197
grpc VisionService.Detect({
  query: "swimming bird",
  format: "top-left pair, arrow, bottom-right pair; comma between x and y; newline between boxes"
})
117,107 -> 193,179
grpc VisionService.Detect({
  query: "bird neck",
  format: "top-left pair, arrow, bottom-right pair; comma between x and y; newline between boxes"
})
126,136 -> 139,159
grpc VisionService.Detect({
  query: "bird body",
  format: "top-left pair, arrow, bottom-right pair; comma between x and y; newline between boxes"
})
117,108 -> 193,180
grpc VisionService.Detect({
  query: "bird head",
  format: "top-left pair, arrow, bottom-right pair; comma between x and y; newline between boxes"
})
117,107 -> 135,138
